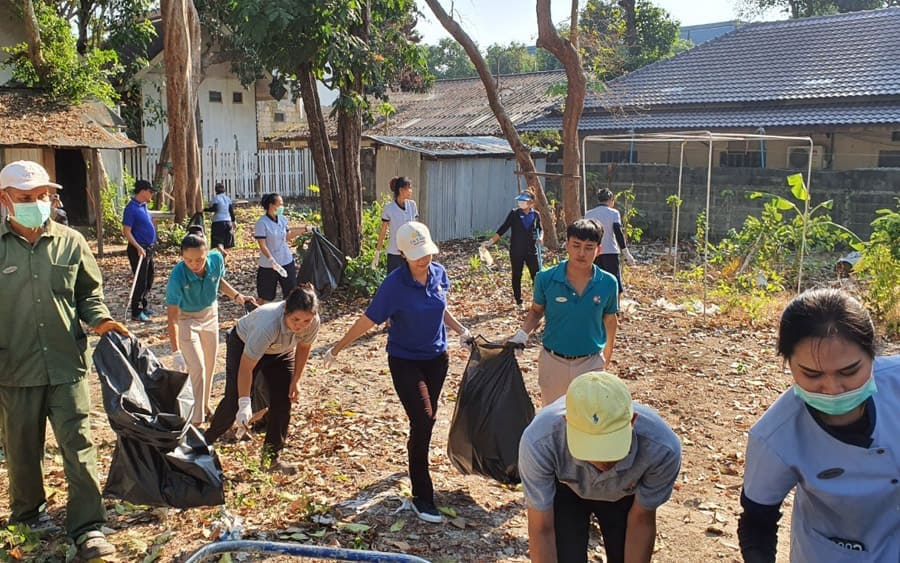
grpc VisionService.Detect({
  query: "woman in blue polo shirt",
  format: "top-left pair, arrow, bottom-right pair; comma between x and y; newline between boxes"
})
166,228 -> 255,425
739,288 -> 900,562
254,193 -> 314,303
325,222 -> 471,524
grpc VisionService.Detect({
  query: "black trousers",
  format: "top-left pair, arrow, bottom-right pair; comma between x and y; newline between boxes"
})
388,352 -> 449,503
205,330 -> 295,455
256,261 -> 297,302
510,252 -> 540,304
554,481 -> 635,563
127,243 -> 155,316
594,253 -> 624,294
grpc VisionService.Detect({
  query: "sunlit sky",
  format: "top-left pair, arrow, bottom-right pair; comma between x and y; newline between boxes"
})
415,0 -> 785,46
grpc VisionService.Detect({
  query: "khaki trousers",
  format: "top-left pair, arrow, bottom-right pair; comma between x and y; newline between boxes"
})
177,304 -> 219,424
538,348 -> 606,406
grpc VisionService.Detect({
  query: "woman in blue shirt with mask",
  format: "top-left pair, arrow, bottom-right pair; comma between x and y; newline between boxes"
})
253,193 -> 314,303
739,288 -> 900,562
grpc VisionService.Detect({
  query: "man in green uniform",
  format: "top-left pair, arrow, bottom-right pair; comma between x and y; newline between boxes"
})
0,161 -> 130,560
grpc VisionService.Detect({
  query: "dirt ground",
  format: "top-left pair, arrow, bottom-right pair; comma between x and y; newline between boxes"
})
1,233 -> 897,562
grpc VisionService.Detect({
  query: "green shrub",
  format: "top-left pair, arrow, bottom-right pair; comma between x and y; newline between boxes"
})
341,196 -> 389,297
854,201 -> 900,334
98,175 -> 128,245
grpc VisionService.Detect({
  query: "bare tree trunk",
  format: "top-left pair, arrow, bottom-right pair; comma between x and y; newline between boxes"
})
423,0 -> 559,248
83,148 -> 108,255
75,0 -> 92,54
297,62 -> 343,251
537,0 -> 587,227
336,109 -> 363,256
617,0 -> 638,61
162,0 -> 202,223
19,0 -> 48,81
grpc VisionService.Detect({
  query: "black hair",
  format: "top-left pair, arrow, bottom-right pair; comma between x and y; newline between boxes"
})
566,218 -> 603,243
134,179 -> 154,194
777,288 -> 876,360
215,182 -> 225,194
284,283 -> 319,315
389,176 -> 411,197
181,230 -> 207,251
260,193 -> 282,210
597,188 -> 614,203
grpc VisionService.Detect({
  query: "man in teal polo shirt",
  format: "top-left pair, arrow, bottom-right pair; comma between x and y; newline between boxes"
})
0,161 -> 130,559
509,219 -> 618,406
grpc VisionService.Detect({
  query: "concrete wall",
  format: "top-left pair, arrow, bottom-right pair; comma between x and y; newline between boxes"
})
554,163 -> 900,240
0,3 -> 25,86
257,98 -> 305,142
141,64 -> 258,152
581,125 -> 900,171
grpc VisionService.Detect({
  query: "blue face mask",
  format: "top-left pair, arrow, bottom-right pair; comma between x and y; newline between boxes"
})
12,201 -> 52,229
793,375 -> 877,416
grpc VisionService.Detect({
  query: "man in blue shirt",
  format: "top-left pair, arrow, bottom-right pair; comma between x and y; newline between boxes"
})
509,219 -> 619,406
122,180 -> 157,321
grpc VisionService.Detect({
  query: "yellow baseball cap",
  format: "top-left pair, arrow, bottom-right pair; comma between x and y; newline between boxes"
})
566,372 -> 634,461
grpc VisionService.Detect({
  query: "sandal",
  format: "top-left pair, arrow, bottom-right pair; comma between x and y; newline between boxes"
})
76,530 -> 116,560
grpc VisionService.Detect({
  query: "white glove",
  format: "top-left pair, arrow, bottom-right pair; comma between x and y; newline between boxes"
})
480,240 -> 493,248
323,347 -> 337,370
370,251 -> 380,271
271,262 -> 288,278
623,248 -> 636,266
458,328 -> 474,348
235,396 -> 252,430
172,350 -> 187,372
508,329 -> 528,346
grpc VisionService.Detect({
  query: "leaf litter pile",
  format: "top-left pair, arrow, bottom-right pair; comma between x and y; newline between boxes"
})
1,234 -> 896,562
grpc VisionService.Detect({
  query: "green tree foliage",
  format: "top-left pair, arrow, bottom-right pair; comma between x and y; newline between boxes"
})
737,0 -> 891,19
2,1 -> 120,104
426,37 -> 477,79
854,201 -> 900,334
485,41 -> 536,74
580,0 -> 688,80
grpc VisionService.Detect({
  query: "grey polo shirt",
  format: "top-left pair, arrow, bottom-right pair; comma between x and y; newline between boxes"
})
254,214 -> 293,268
234,301 -> 320,360
519,398 -> 682,512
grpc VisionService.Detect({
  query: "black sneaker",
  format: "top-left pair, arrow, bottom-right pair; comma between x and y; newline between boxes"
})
410,497 -> 442,524
16,512 -> 62,537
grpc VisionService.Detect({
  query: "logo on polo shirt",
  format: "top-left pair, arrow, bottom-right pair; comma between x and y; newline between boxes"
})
816,467 -> 845,479
555,296 -> 567,303
2,266 -> 17,274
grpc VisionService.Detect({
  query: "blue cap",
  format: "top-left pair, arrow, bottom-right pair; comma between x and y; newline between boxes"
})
515,193 -> 534,201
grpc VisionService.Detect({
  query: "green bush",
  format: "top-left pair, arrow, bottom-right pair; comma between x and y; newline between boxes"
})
854,201 -> 900,334
341,196 -> 389,297
97,174 -> 129,245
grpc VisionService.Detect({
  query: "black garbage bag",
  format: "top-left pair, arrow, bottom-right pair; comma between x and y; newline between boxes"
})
93,333 -> 225,508
297,229 -> 346,295
447,337 -> 535,484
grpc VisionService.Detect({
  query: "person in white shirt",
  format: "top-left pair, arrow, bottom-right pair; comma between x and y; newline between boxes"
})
372,176 -> 419,273
584,189 -> 636,294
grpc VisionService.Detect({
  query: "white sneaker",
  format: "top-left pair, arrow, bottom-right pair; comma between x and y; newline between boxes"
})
411,498 -> 443,523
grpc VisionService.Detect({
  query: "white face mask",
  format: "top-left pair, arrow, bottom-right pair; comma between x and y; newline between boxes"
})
517,201 -> 529,210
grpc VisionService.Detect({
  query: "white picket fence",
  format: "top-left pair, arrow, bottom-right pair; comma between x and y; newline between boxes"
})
123,147 -> 318,201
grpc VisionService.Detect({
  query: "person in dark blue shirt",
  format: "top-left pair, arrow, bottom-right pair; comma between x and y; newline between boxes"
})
122,180 -> 158,322
324,222 -> 471,524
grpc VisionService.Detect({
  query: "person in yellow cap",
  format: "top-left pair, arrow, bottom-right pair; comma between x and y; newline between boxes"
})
518,371 -> 681,563
0,160 -> 130,559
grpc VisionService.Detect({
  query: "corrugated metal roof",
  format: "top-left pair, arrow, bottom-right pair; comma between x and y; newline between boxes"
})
0,90 -> 137,149
519,100 -> 900,133
366,135 -> 528,157
272,70 -> 566,141
582,8 -> 900,109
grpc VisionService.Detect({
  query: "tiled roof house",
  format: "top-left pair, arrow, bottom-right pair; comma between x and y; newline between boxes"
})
521,8 -> 900,171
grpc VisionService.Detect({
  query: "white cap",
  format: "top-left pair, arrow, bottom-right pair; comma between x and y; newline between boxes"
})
396,221 -> 439,261
0,161 -> 62,191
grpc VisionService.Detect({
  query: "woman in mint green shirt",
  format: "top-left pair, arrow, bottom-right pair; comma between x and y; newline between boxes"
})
166,229 -> 254,424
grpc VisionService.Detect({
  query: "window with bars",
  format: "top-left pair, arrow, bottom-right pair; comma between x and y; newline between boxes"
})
719,151 -> 762,168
